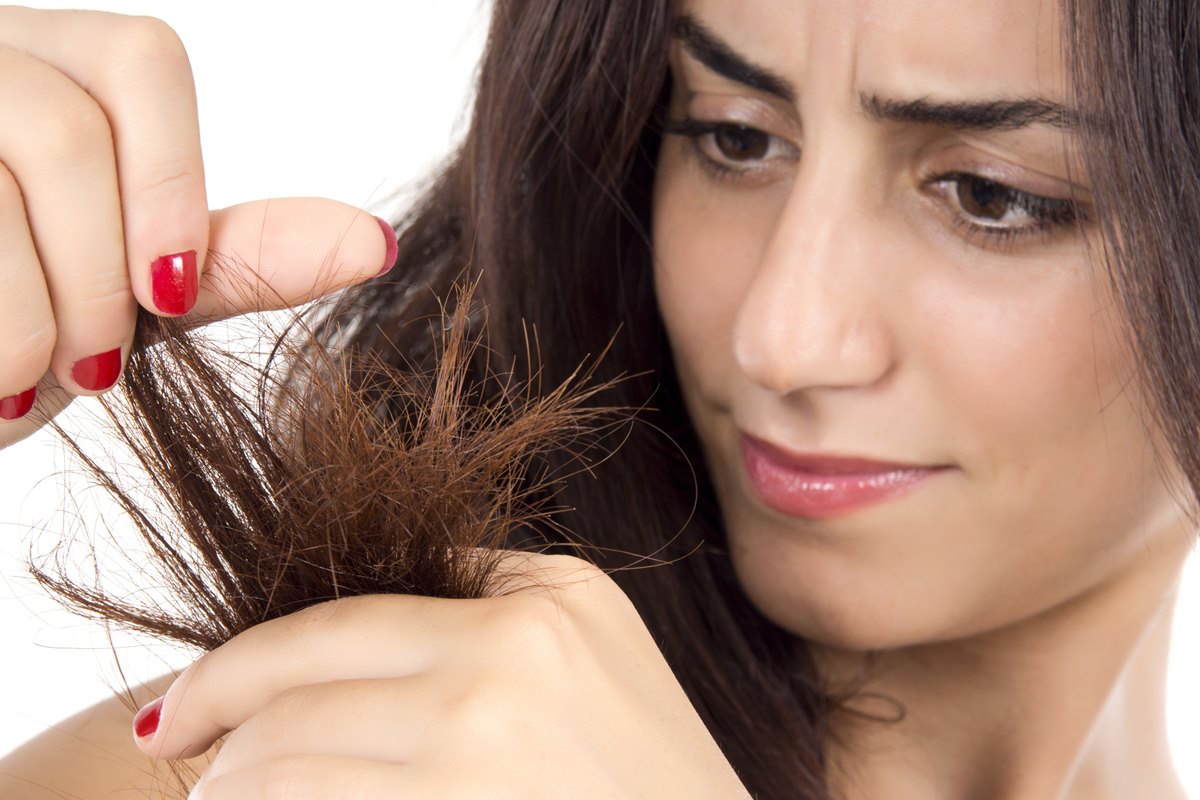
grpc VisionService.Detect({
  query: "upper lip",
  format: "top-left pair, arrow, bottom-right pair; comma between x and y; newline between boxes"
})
740,432 -> 943,474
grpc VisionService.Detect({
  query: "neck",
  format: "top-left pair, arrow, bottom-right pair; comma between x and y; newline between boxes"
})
817,524 -> 1193,800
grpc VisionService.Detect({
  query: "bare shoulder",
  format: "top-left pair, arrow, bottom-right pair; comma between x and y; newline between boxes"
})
0,673 -> 211,799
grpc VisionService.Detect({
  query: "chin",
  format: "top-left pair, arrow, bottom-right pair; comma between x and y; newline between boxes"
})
730,551 -> 913,652
721,512 -> 1008,654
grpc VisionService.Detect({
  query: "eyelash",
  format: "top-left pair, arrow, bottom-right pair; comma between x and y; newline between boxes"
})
922,171 -> 1079,250
662,115 -> 1083,251
662,116 -> 787,183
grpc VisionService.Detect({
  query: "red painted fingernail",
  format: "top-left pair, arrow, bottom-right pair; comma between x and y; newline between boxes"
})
151,250 -> 199,315
133,697 -> 163,739
374,216 -> 398,277
71,348 -> 122,391
0,387 -> 36,420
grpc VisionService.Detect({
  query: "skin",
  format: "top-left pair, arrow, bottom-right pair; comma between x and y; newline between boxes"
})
0,7 -> 394,450
1,555 -> 753,800
0,2 -> 1194,799
653,0 -> 1194,797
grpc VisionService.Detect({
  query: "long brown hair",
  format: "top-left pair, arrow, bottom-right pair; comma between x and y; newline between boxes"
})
308,3 -> 840,796
315,0 -> 1200,795
1065,0 -> 1200,506
37,1 -> 1200,799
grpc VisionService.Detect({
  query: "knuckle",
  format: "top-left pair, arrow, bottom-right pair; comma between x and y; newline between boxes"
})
283,596 -> 375,652
528,553 -> 614,594
260,685 -> 313,732
537,552 -> 605,576
134,159 -> 198,197
529,553 -> 636,619
107,15 -> 188,63
16,319 -> 57,363
280,599 -> 341,654
486,593 -> 577,667
447,680 -> 519,747
226,688 -> 319,751
76,272 -> 134,313
60,277 -> 135,342
292,596 -> 350,632
1,320 -> 55,387
36,101 -> 111,159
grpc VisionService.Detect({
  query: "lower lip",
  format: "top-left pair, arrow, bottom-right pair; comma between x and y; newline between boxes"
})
739,437 -> 944,519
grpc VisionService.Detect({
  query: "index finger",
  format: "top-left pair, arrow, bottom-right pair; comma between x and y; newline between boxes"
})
133,594 -> 468,761
132,553 -> 602,760
0,8 -> 208,316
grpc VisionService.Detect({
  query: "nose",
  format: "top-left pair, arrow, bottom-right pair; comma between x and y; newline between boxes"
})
732,159 -> 896,396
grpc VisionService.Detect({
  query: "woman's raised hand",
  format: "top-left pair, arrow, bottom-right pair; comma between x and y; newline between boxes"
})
134,553 -> 754,800
0,7 -> 397,448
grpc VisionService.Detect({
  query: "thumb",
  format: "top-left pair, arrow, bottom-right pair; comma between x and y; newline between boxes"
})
189,197 -> 398,321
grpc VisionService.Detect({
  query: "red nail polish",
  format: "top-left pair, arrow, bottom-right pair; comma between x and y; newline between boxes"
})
151,250 -> 199,315
71,348 -> 122,391
133,697 -> 163,739
374,216 -> 398,277
0,387 -> 36,420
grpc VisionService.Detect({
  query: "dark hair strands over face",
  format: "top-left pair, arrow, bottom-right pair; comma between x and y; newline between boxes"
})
33,1 -> 1198,798
1064,0 -> 1200,515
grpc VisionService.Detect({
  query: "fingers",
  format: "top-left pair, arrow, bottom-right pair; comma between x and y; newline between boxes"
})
191,756 -> 474,800
135,594 -> 469,760
192,200 -> 398,321
0,8 -> 396,433
0,43 -> 133,396
85,17 -> 208,317
0,8 -> 209,319
0,162 -> 54,416
134,555 -> 603,763
0,8 -> 208,417
203,678 -> 443,776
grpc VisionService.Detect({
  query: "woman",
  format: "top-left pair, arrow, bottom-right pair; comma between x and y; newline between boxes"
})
0,0 -> 1195,798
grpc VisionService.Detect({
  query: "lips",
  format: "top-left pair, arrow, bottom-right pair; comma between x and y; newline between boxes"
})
738,433 -> 948,519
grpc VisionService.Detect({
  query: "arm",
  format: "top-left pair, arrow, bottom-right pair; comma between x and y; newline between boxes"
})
0,673 -> 212,798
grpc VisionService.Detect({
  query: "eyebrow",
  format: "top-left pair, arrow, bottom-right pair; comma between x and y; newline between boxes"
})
861,95 -> 1079,132
673,15 -> 797,103
672,14 -> 1080,133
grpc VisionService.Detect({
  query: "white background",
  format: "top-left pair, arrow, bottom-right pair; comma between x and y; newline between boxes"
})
0,2 -> 1196,796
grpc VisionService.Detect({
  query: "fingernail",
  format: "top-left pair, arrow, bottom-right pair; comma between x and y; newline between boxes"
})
151,250 -> 199,315
133,697 -> 163,739
374,216 -> 398,277
71,348 -> 122,392
0,387 -> 36,420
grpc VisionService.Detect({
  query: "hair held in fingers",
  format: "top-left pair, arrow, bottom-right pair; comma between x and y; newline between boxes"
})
32,275 -> 634,654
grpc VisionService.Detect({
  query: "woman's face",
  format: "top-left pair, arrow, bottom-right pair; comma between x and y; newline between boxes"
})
652,0 -> 1193,650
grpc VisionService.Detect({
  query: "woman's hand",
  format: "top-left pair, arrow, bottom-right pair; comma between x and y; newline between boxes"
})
133,553 -> 752,799
0,7 -> 396,448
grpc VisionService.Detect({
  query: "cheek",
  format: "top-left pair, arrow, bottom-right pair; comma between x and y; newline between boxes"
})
651,144 -> 776,396
806,270 -> 1174,647
920,266 -> 1146,502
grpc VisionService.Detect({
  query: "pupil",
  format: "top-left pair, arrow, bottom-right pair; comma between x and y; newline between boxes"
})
958,177 -> 1009,220
715,125 -> 769,160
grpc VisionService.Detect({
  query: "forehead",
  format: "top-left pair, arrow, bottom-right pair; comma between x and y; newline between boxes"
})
676,0 -> 1068,102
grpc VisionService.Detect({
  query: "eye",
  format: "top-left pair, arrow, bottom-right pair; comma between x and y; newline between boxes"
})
956,176 -> 1011,222
927,171 -> 1080,245
662,116 -> 797,182
711,124 -> 770,162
